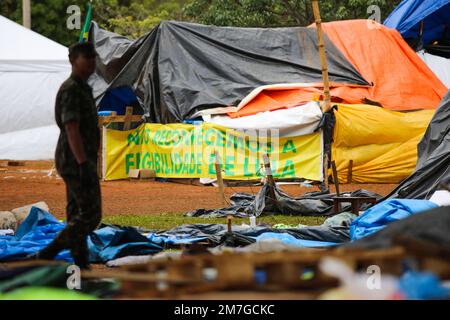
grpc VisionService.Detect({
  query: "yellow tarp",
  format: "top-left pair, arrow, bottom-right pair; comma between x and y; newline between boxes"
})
332,104 -> 435,183
104,122 -> 323,181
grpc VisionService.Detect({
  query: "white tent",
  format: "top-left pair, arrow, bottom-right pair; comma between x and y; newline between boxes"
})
418,51 -> 450,89
0,15 -> 70,160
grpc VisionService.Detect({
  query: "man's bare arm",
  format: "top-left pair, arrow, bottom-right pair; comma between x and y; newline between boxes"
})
65,121 -> 87,165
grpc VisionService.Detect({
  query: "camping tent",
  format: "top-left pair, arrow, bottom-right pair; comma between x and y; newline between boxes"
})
388,90 -> 450,199
384,0 -> 450,46
0,15 -> 70,160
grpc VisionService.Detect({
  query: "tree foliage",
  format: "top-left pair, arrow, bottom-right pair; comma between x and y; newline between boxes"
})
183,0 -> 402,27
1,0 -> 401,45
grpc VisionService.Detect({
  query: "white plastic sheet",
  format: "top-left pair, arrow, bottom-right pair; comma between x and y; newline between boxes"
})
0,125 -> 59,160
202,101 -> 323,138
418,50 -> 450,88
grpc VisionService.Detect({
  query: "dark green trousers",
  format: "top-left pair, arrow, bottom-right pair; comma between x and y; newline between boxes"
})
39,174 -> 102,267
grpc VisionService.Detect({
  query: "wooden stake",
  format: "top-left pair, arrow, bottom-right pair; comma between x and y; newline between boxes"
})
322,153 -> 329,192
123,106 -> 133,131
227,215 -> 233,233
312,0 -> 331,113
331,160 -> 340,197
263,154 -> 277,204
347,160 -> 354,184
214,150 -> 226,207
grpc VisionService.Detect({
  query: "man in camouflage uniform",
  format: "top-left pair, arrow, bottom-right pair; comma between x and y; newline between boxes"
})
32,42 -> 101,269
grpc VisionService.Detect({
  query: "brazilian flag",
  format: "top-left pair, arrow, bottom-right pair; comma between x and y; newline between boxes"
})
79,1 -> 93,42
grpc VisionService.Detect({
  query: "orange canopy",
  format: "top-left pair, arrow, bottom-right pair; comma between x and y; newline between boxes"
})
229,20 -> 447,118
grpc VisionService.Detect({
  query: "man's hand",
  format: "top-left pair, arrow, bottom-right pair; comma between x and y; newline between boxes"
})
65,120 -> 87,165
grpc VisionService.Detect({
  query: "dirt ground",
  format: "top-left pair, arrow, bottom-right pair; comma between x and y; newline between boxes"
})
0,161 -> 398,219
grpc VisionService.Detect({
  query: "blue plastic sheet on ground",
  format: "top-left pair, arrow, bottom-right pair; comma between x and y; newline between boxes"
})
147,233 -> 208,246
0,208 -> 71,262
350,199 -> 438,241
0,207 -> 162,263
255,233 -> 338,248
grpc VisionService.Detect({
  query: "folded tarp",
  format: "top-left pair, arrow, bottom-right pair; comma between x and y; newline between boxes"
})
186,182 -> 382,217
388,90 -> 450,199
332,104 -> 435,183
418,51 -> 450,88
384,0 -> 449,45
157,223 -> 350,246
350,199 -> 438,241
89,21 -> 369,123
320,20 -> 447,109
0,207 -> 162,262
202,101 -> 322,138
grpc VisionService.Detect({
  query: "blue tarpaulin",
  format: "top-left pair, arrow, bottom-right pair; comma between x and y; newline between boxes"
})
255,233 -> 337,248
0,207 -> 162,262
384,0 -> 450,45
98,86 -> 138,115
350,199 -> 438,241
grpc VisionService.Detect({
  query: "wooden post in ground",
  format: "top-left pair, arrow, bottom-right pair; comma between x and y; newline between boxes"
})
347,160 -> 353,184
331,160 -> 340,196
214,150 -> 226,207
227,215 -> 233,233
123,106 -> 133,131
312,0 -> 331,191
97,111 -> 116,179
262,154 -> 277,205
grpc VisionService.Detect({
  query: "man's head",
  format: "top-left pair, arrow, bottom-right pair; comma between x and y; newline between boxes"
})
68,42 -> 97,80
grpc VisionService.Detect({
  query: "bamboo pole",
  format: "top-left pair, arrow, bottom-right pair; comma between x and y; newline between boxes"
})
312,0 -> 331,190
312,0 -> 331,113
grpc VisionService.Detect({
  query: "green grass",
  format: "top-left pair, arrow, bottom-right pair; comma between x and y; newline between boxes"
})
102,213 -> 327,230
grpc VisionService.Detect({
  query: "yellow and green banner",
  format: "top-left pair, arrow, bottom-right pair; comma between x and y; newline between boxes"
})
103,123 -> 323,181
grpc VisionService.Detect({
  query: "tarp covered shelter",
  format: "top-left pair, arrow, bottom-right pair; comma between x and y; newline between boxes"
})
388,90 -> 450,199
384,0 -> 449,46
89,21 -> 369,123
331,104 -> 435,183
232,20 -> 446,118
0,15 -> 70,160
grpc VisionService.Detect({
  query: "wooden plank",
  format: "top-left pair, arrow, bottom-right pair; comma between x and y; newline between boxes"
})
7,161 -> 25,167
98,115 -> 142,126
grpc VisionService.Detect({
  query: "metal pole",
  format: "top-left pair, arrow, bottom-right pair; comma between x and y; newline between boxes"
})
22,0 -> 31,29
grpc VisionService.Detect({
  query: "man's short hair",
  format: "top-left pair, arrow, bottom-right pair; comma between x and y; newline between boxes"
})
68,42 -> 97,61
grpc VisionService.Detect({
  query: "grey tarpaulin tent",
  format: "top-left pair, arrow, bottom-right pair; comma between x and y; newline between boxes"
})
89,21 -> 369,123
389,90 -> 450,199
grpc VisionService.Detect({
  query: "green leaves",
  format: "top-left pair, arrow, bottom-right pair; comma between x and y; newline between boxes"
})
1,0 -> 401,45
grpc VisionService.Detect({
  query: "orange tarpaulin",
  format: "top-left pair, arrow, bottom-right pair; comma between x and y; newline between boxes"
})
229,20 -> 447,118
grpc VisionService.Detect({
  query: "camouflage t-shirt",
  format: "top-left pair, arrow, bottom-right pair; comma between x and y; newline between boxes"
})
54,74 -> 99,176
